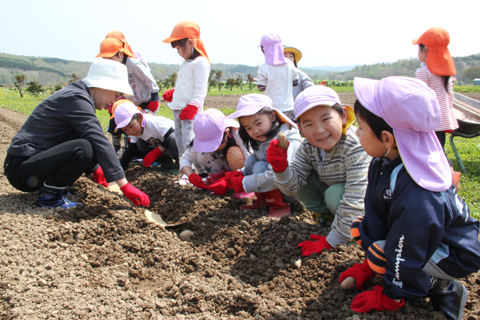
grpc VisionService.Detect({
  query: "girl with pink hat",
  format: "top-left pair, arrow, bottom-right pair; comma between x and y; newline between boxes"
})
257,33 -> 299,119
338,76 -> 480,319
207,94 -> 302,217
178,109 -> 253,199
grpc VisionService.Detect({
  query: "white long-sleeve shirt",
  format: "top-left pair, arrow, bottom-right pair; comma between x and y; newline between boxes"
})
168,56 -> 210,111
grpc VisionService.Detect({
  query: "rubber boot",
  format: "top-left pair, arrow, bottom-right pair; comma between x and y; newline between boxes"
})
112,135 -> 121,155
241,193 -> 268,210
265,189 -> 291,218
37,183 -> 79,209
429,278 -> 467,320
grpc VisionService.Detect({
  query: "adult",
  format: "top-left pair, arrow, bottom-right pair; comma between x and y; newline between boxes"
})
4,58 -> 150,209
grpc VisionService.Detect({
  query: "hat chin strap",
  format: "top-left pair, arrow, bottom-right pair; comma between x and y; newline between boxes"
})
384,147 -> 391,158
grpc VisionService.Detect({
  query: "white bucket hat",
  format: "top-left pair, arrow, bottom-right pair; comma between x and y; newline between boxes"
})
83,58 -> 133,96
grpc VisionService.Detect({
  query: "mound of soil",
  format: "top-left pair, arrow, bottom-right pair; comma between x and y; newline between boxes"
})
1,103 -> 480,319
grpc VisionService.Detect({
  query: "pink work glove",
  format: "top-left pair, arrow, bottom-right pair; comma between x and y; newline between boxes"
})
92,167 -> 109,187
339,259 -> 376,291
298,234 -> 334,257
147,100 -> 159,113
209,177 -> 231,196
189,173 -> 209,189
143,148 -> 163,168
351,285 -> 404,313
162,88 -> 175,103
266,139 -> 289,173
179,104 -> 198,121
120,182 -> 150,207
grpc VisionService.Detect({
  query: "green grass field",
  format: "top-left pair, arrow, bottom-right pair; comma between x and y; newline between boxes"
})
1,87 -> 479,215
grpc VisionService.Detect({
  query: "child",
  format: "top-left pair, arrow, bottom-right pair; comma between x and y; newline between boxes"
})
112,100 -> 178,171
266,85 -> 370,254
162,21 -> 210,158
105,30 -> 151,71
97,37 -> 160,153
283,45 -> 314,99
413,27 -> 458,148
257,33 -> 299,119
179,109 -> 253,199
208,94 -> 302,217
339,76 -> 480,319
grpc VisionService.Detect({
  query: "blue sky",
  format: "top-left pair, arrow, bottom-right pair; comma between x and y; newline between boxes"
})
1,0 -> 478,68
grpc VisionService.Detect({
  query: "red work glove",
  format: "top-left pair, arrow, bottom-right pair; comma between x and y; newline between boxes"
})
179,104 -> 198,120
162,88 -> 174,103
189,173 -> 209,189
209,177 -> 231,196
208,168 -> 227,184
120,182 -> 150,207
143,148 -> 163,167
225,170 -> 244,180
229,175 -> 245,193
147,100 -> 159,113
351,285 -> 404,313
339,259 -> 376,291
298,234 -> 334,257
93,167 -> 109,187
266,139 -> 289,173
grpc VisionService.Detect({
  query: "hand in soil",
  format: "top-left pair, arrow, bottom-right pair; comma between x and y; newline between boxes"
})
339,259 -> 376,291
297,234 -> 333,257
120,182 -> 150,207
351,285 -> 404,312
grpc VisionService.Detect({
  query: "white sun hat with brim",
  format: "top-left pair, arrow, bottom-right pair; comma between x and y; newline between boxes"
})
83,58 -> 133,96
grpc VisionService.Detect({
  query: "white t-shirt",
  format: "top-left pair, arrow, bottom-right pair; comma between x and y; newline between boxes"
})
257,60 -> 299,112
168,56 -> 210,111
130,114 -> 174,146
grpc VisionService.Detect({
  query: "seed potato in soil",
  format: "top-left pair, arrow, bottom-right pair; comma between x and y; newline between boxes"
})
1,95 -> 480,319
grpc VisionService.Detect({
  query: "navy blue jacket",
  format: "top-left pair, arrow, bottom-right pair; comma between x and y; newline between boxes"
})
359,156 -> 480,300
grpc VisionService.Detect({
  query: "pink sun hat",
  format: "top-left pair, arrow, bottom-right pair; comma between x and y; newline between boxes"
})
354,76 -> 451,192
114,100 -> 145,131
228,94 -> 297,129
259,33 -> 286,66
193,109 -> 239,153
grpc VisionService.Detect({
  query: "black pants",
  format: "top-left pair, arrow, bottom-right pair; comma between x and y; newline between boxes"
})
4,139 -> 97,192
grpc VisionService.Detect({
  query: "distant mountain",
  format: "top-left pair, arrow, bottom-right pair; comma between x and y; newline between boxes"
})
308,65 -> 360,72
1,52 -> 479,87
337,54 -> 480,85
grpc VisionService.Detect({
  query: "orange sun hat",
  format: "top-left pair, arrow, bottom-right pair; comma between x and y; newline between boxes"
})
412,27 -> 456,76
162,21 -> 210,64
97,38 -> 136,59
105,30 -> 136,58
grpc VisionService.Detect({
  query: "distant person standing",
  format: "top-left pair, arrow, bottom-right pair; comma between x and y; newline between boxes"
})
97,36 -> 160,154
162,21 -> 210,159
283,45 -> 314,100
105,30 -> 151,71
413,27 -> 461,187
257,33 -> 299,120
4,58 -> 150,209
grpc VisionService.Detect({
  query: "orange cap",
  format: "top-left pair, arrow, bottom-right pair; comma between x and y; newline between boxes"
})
105,30 -> 136,58
412,27 -> 456,76
163,21 -> 210,64
97,38 -> 136,58
110,99 -> 141,119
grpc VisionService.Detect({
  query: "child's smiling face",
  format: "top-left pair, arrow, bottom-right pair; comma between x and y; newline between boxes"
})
239,112 -> 276,142
284,52 -> 295,64
298,105 -> 347,152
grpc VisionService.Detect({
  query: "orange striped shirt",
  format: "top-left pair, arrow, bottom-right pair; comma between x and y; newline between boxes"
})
416,62 -> 458,131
